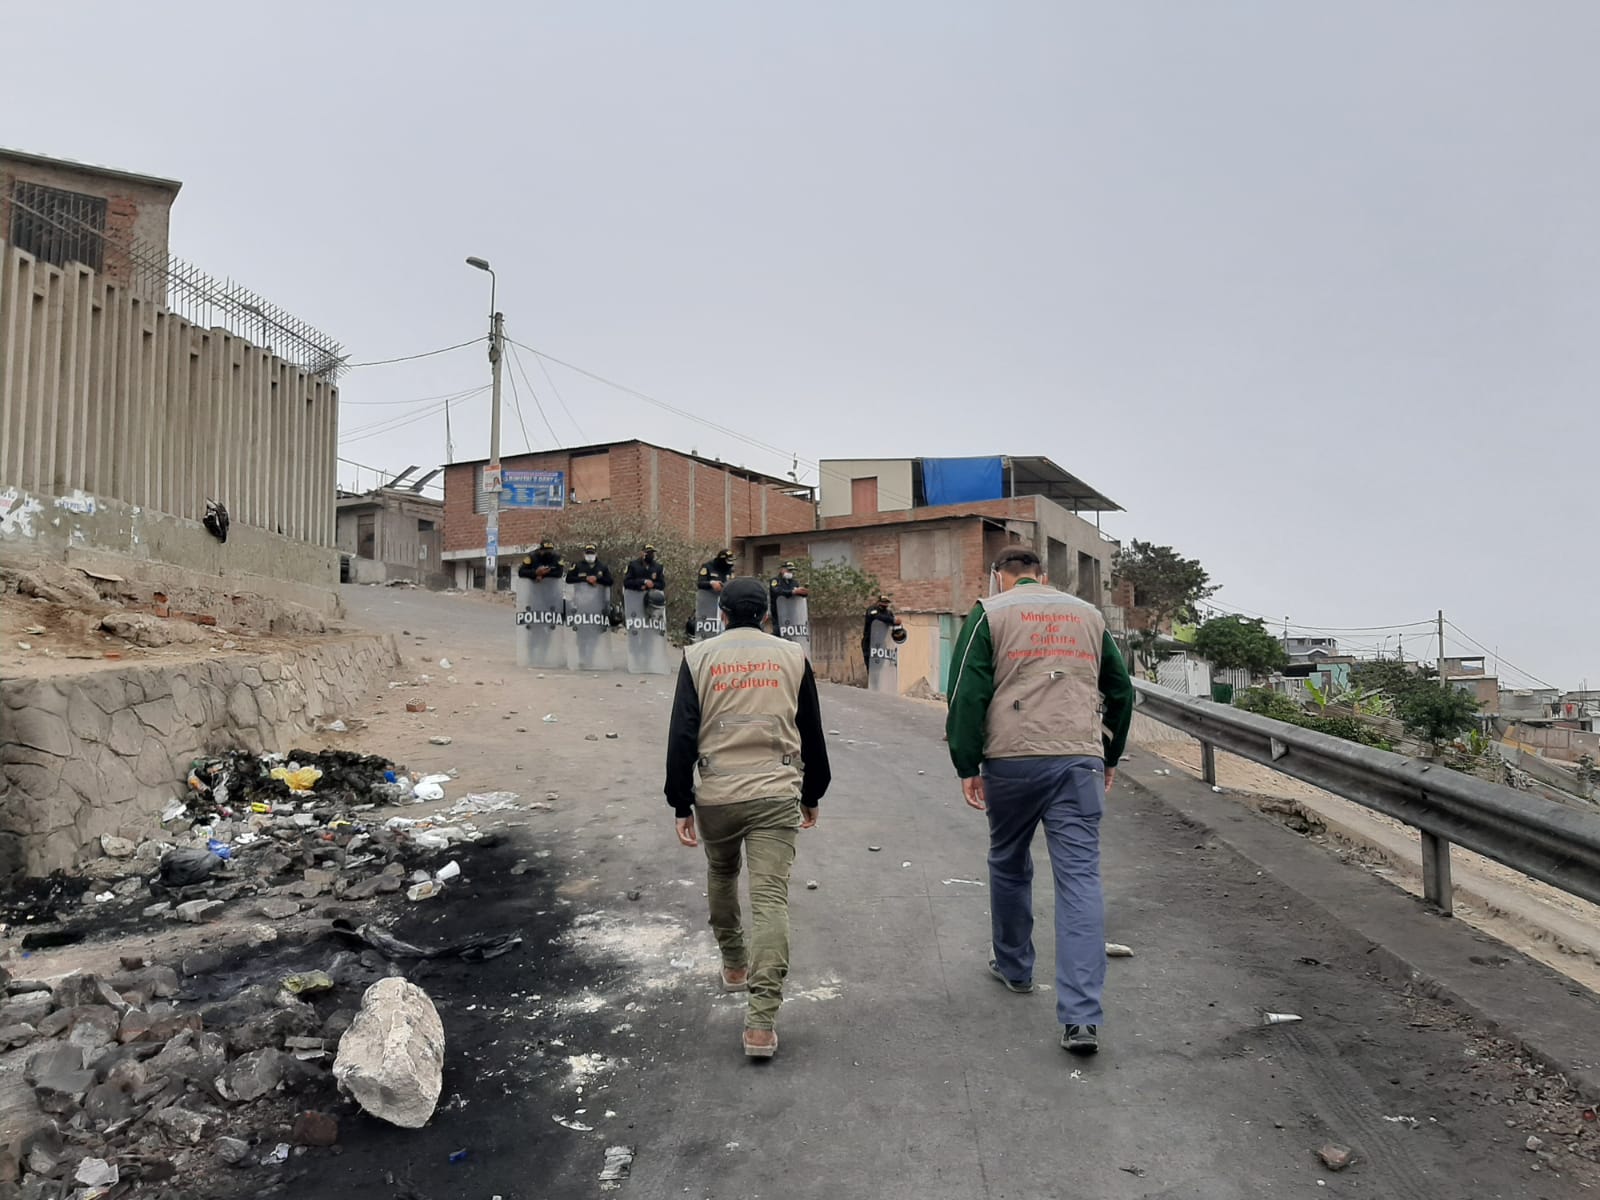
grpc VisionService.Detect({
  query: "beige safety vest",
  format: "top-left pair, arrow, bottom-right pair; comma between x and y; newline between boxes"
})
980,582 -> 1108,761
684,627 -> 807,806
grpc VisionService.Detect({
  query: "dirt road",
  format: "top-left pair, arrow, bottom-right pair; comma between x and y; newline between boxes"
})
316,586 -> 1594,1199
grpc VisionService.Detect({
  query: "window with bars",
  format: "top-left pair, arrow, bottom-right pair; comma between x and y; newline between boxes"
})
8,181 -> 107,272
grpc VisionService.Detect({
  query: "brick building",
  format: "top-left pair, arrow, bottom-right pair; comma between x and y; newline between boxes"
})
441,439 -> 815,588
0,148 -> 180,303
740,455 -> 1126,696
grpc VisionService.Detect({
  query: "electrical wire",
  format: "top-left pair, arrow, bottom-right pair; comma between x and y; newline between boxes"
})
503,331 -> 585,443
502,356 -> 536,453
533,344 -> 587,442
340,386 -> 487,434
340,395 -> 471,441
336,455 -> 445,494
1445,621 -> 1558,691
503,342 -> 560,446
342,337 -> 486,369
338,387 -> 489,445
339,384 -> 487,407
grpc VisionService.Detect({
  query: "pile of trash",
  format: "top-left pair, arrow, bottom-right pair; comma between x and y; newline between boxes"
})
14,749 -> 525,952
0,745 -> 535,1195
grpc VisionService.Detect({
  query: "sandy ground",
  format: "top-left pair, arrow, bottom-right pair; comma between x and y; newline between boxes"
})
1137,736 -> 1600,995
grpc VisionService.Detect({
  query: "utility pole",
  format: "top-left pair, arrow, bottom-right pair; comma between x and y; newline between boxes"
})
1437,609 -> 1447,687
466,256 -> 502,591
486,309 -> 504,591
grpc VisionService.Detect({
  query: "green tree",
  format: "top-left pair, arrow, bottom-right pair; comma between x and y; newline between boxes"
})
1112,540 -> 1217,637
1399,685 -> 1480,750
1194,615 -> 1287,677
1350,659 -> 1436,706
785,556 -> 882,620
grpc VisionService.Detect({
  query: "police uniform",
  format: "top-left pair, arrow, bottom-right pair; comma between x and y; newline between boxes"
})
768,561 -> 807,637
518,542 -> 564,580
697,550 -> 735,591
565,544 -> 615,587
623,546 -> 666,594
862,596 -> 907,665
665,578 -> 830,1057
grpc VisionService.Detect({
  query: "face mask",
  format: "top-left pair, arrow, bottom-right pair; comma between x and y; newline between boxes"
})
585,554 -> 596,564
782,571 -> 793,579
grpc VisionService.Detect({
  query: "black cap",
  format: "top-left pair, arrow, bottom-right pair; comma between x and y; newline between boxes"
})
642,543 -> 656,552
717,548 -> 732,557
994,545 -> 1042,571
781,560 -> 796,569
540,539 -> 554,549
719,577 -> 769,618
583,543 -> 597,552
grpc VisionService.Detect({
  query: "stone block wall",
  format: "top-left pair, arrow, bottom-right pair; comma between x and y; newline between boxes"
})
0,634 -> 400,881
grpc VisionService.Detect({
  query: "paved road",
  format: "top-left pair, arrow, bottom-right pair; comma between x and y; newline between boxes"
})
336,587 -> 1585,1199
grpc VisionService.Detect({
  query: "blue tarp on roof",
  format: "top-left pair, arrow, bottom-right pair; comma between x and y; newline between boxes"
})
921,457 -> 1003,506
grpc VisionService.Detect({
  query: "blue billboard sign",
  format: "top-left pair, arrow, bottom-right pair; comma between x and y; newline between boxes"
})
501,469 -> 566,510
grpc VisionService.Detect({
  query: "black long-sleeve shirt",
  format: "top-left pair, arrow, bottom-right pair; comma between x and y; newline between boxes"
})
623,558 -> 666,592
518,550 -> 563,580
565,560 -> 615,586
664,654 -> 831,818
697,558 -> 734,591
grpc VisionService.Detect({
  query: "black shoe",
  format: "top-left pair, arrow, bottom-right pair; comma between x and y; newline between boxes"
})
1061,1024 -> 1099,1055
988,961 -> 1034,994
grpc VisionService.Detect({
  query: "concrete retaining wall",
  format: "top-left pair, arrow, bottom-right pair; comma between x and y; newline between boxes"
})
0,633 -> 400,881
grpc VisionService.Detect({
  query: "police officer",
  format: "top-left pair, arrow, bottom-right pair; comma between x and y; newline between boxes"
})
945,546 -> 1134,1057
666,578 -> 831,1060
697,548 -> 735,594
768,561 -> 809,633
862,593 -> 907,667
566,543 -> 614,588
517,538 -> 563,581
623,544 -> 666,595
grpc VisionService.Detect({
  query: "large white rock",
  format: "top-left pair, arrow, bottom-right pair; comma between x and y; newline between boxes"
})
333,978 -> 444,1128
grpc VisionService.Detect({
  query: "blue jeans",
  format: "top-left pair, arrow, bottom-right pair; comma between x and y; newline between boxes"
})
984,755 -> 1106,1027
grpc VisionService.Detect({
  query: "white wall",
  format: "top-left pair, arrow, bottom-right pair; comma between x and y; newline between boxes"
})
817,459 -> 915,518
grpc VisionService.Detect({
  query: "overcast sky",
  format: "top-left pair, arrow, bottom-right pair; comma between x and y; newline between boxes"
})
9,2 -> 1596,687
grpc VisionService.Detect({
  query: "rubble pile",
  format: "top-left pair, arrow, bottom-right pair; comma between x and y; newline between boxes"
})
0,746 -> 533,1196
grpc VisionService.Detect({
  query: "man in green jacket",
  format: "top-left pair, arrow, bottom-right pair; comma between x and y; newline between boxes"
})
945,545 -> 1134,1056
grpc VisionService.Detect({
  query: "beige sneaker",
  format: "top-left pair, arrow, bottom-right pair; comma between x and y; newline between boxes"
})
743,1028 -> 778,1058
720,966 -> 748,992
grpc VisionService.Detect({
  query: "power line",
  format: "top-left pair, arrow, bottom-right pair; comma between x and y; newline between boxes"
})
342,337 -> 485,369
502,356 -> 536,453
1446,621 -> 1559,691
339,384 -> 486,408
532,344 -> 586,441
338,387 -> 489,445
340,389 -> 479,439
503,341 -> 559,446
336,455 -> 444,494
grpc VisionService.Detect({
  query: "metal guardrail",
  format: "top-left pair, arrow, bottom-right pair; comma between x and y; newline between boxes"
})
1133,680 -> 1600,914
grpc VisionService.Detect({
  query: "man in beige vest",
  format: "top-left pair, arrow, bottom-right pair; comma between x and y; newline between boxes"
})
666,578 -> 831,1058
945,546 -> 1134,1056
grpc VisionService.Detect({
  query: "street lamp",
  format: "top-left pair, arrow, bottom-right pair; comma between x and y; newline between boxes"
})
465,256 -> 504,591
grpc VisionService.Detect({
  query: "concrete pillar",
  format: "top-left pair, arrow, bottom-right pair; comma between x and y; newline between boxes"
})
83,285 -> 109,496
0,249 -> 23,484
33,262 -> 66,495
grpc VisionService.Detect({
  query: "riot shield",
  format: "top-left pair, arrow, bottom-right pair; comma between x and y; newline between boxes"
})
514,575 -> 568,669
693,590 -> 723,642
567,582 -> 614,671
867,620 -> 900,693
624,590 -> 670,675
774,594 -> 811,659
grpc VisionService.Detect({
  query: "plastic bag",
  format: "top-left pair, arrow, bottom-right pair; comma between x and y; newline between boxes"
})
270,765 -> 323,793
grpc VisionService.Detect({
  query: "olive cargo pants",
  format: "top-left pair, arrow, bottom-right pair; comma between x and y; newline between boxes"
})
696,797 -> 802,1030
